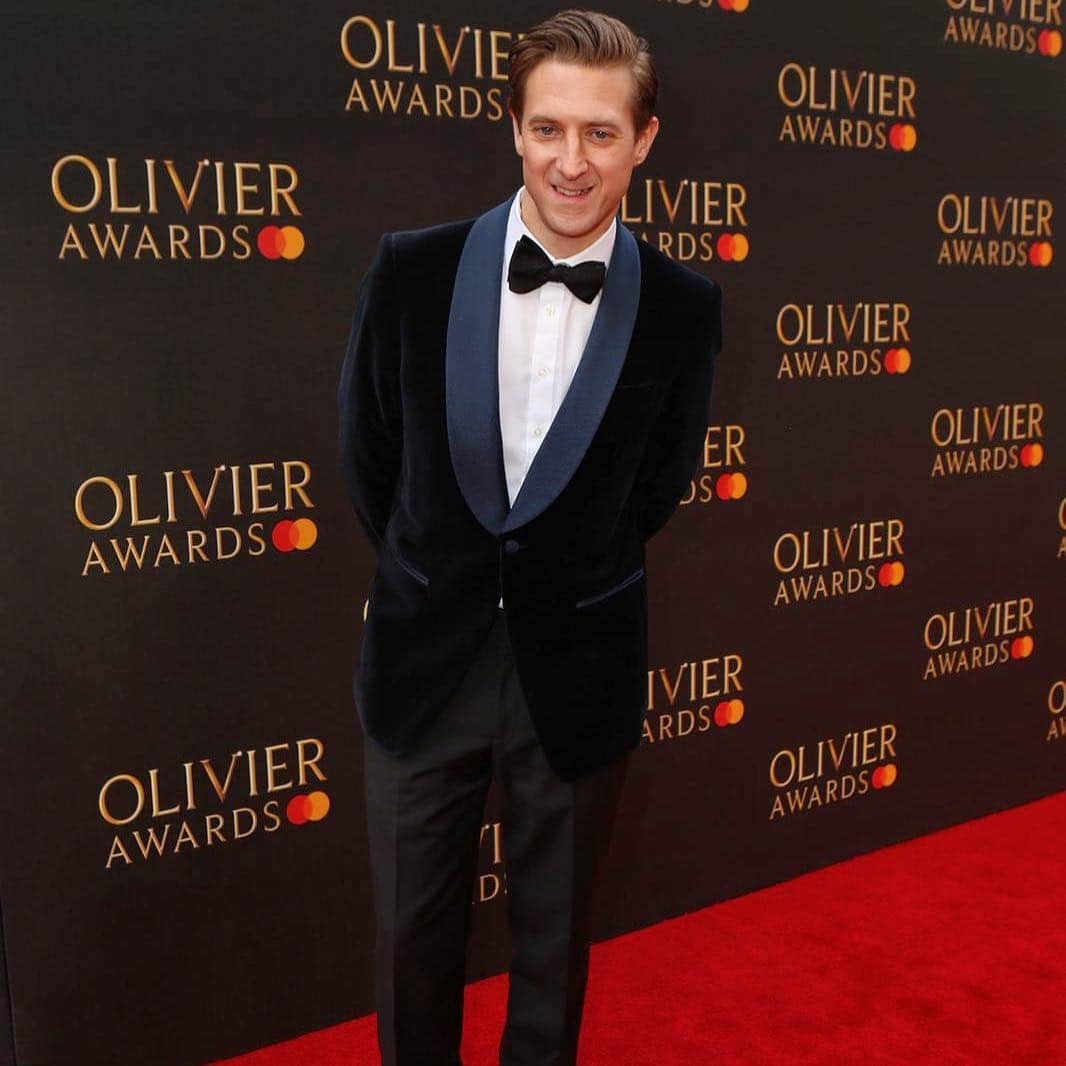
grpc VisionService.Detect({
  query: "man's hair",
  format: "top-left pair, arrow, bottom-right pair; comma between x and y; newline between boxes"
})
508,9 -> 658,135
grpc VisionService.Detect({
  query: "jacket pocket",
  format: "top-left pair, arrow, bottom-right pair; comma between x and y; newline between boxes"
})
575,566 -> 645,609
385,541 -> 430,587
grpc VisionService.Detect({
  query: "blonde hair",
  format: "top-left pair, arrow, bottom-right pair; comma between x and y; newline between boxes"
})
508,9 -> 658,134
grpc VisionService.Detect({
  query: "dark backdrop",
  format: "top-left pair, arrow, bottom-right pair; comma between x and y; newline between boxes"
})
2,2 -> 1064,1064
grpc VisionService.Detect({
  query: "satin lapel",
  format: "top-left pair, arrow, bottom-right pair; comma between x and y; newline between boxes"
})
445,192 -> 515,536
502,220 -> 642,532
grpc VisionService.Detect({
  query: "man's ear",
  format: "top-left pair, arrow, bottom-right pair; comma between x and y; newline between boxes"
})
634,115 -> 660,166
509,107 -> 524,157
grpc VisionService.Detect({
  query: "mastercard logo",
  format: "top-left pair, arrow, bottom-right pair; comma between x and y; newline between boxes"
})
272,518 -> 318,552
715,472 -> 747,500
1038,29 -> 1062,57
884,346 -> 912,374
716,233 -> 749,261
871,763 -> 897,789
714,698 -> 744,726
1010,635 -> 1034,659
888,123 -> 918,152
877,560 -> 905,587
1027,241 -> 1053,267
718,0 -> 749,10
257,225 -> 305,260
286,790 -> 331,825
1019,442 -> 1044,467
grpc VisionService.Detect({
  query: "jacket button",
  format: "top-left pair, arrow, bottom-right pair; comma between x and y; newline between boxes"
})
504,539 -> 521,554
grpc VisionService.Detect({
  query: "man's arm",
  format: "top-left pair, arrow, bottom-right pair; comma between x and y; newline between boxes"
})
337,233 -> 403,553
634,280 -> 723,542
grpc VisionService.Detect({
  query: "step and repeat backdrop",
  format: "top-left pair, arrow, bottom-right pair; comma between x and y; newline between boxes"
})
2,2 -> 1064,1064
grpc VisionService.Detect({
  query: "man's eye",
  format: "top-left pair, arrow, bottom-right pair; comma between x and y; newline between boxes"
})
590,130 -> 610,141
535,125 -> 556,135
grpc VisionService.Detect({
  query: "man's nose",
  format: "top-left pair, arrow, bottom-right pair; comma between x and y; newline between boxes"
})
556,134 -> 589,179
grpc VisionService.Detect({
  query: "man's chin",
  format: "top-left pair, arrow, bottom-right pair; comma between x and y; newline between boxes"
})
546,216 -> 591,235
543,206 -> 605,236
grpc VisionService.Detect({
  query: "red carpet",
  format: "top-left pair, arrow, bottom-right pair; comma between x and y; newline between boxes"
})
212,790 -> 1066,1065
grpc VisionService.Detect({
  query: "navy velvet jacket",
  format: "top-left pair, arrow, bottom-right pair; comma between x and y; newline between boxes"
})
338,190 -> 723,781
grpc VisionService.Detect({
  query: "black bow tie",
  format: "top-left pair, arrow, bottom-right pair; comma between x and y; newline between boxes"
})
507,234 -> 607,304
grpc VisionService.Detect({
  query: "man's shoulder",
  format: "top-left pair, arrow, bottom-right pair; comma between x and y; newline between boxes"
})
632,228 -> 722,309
383,215 -> 477,269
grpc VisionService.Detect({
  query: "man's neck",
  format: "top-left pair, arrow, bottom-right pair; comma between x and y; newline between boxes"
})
518,187 -> 614,261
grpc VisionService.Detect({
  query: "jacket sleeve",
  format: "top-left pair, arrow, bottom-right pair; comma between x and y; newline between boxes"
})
337,233 -> 403,553
635,280 -> 723,542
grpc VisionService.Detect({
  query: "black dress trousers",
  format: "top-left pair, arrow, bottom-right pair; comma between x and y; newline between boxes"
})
363,606 -> 631,1066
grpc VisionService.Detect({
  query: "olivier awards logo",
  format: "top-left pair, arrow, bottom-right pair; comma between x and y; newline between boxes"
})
1048,677 -> 1065,742
52,155 -> 305,262
929,402 -> 1045,477
772,518 -> 905,606
476,820 -> 508,905
936,193 -> 1054,267
622,177 -> 749,264
74,459 -> 318,577
678,423 -> 747,509
643,653 -> 744,746
654,0 -> 750,15
777,63 -> 918,152
943,0 -> 1063,57
98,737 -> 329,870
921,596 -> 1035,679
340,16 -> 517,121
769,723 -> 899,820
776,300 -> 913,381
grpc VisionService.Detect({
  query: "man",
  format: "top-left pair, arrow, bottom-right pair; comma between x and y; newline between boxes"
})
337,10 -> 723,1064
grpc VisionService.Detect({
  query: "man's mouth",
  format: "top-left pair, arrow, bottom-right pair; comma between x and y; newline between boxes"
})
552,183 -> 592,199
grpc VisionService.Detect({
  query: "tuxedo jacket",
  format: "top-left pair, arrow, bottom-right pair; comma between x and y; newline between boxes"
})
338,190 -> 723,782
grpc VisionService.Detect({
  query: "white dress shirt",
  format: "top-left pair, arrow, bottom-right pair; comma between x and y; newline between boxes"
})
496,185 -> 617,606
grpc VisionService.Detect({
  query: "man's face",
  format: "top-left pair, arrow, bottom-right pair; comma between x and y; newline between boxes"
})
510,58 -> 659,259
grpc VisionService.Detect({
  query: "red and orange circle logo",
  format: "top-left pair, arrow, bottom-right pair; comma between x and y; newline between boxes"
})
273,518 -> 318,551
257,225 -> 305,260
286,790 -> 331,825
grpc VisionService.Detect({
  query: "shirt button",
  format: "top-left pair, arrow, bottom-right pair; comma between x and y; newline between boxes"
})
544,304 -> 555,317
504,539 -> 521,554
532,426 -> 543,437
537,367 -> 549,378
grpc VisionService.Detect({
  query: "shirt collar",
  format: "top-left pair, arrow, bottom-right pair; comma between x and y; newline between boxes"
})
504,184 -> 617,273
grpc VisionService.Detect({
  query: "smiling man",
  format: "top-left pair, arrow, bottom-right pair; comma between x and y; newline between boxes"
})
510,53 -> 658,258
338,9 -> 723,1065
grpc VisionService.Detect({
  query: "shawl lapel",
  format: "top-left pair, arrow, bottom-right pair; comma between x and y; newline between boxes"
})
445,190 -> 642,535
